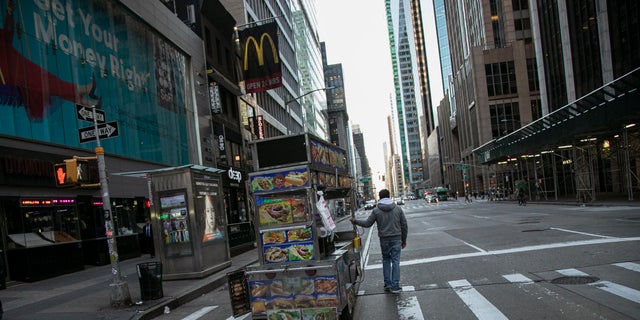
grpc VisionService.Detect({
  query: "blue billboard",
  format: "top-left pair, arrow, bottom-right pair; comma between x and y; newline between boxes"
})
0,0 -> 191,165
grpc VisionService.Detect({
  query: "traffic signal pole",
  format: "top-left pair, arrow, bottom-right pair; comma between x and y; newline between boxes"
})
92,106 -> 132,307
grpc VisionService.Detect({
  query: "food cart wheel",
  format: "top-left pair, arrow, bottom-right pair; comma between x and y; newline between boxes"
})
339,305 -> 353,320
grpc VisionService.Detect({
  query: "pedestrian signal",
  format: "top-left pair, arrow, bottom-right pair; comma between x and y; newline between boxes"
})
54,159 -> 89,187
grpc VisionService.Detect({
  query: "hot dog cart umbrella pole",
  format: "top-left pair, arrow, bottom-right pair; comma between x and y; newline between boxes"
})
227,133 -> 362,319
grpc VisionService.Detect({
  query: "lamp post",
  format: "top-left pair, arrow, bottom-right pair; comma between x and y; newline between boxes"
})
285,87 -> 334,135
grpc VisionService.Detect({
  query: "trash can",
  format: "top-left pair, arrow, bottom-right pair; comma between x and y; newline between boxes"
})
137,262 -> 163,300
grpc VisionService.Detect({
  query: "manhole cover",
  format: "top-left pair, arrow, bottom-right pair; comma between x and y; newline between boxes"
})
551,276 -> 599,285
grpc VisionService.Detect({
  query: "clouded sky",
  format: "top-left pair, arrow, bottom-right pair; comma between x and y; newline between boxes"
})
317,0 -> 443,176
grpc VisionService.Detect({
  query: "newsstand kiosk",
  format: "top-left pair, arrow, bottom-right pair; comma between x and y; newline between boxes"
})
228,133 -> 361,319
147,165 -> 231,280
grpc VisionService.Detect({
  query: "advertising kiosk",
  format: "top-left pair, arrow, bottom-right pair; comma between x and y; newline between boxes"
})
147,165 -> 231,280
228,134 -> 361,320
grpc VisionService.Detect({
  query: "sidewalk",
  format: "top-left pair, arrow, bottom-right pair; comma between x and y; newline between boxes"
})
0,246 -> 260,320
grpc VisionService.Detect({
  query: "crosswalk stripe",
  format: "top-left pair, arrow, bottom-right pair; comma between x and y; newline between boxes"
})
556,268 -> 589,277
449,279 -> 509,320
556,266 -> 640,304
589,281 -> 640,304
397,295 -> 425,320
502,273 -> 534,284
613,262 -> 640,273
183,306 -> 218,320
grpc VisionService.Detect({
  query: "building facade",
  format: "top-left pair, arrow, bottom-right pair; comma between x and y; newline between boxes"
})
442,0 -> 539,196
385,0 -> 434,196
321,43 -> 350,150
0,0 -> 212,282
440,0 -> 639,202
352,125 -> 373,202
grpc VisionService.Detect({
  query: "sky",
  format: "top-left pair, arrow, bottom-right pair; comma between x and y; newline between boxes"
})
317,0 -> 444,176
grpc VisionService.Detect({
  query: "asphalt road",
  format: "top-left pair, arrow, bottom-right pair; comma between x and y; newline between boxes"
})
154,199 -> 640,320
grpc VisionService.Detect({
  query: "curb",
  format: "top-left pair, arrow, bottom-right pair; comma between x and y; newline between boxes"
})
131,258 -> 260,320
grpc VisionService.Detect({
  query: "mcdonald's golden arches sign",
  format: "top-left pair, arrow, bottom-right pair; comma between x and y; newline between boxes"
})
239,22 -> 282,93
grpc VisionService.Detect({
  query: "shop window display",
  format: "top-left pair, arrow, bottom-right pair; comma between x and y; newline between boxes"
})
8,199 -> 80,248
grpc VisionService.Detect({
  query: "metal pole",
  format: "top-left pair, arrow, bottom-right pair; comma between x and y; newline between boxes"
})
92,106 -> 131,307
623,126 -> 633,200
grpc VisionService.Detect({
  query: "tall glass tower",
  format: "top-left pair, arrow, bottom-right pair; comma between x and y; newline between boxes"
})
385,0 -> 433,194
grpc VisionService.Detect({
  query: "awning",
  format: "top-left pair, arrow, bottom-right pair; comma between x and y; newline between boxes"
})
474,67 -> 640,164
113,164 -> 226,178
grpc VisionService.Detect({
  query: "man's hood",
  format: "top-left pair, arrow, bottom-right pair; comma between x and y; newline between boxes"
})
376,198 -> 396,211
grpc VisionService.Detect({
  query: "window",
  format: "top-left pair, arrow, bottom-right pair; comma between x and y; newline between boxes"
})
490,102 -> 521,138
485,61 -> 517,96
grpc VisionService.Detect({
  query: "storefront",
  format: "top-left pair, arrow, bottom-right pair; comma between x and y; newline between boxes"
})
0,147 -> 153,283
220,165 -> 255,252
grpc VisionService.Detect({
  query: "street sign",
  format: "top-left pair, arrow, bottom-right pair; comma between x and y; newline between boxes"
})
78,121 -> 119,143
359,177 -> 371,182
455,165 -> 469,170
76,104 -> 106,123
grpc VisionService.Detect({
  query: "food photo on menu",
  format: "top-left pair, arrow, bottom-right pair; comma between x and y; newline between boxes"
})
258,197 -> 293,226
263,245 -> 290,263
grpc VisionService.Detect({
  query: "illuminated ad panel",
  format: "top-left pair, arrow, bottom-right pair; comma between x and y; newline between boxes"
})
0,0 -> 190,165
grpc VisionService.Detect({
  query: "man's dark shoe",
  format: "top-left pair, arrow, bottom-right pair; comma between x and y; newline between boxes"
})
384,287 -> 391,292
390,287 -> 402,294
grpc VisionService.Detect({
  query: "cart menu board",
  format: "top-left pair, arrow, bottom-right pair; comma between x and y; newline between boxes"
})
249,274 -> 340,318
261,226 -> 315,264
250,167 -> 310,194
256,195 -> 309,227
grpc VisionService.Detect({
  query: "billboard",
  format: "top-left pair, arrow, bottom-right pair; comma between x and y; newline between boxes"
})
0,0 -> 191,165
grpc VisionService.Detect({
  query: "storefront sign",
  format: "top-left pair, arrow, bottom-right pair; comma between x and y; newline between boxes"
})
209,82 -> 222,113
228,168 -> 242,183
257,115 -> 265,139
218,134 -> 226,152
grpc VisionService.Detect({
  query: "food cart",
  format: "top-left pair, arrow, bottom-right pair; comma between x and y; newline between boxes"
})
228,133 -> 361,320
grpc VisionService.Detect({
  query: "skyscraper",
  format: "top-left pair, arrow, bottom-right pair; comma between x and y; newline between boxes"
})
443,0 -> 539,195
385,0 -> 435,195
433,0 -> 452,94
321,42 -> 350,150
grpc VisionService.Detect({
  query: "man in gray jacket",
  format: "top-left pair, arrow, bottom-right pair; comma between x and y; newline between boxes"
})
351,189 -> 408,293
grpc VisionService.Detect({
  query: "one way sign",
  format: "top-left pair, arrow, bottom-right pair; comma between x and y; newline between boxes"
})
76,104 -> 105,123
78,121 -> 119,143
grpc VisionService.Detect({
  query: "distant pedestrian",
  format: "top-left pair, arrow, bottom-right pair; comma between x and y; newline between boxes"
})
351,189 -> 407,294
143,218 -> 155,258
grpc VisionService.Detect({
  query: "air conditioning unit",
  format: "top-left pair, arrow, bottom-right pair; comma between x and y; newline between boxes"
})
186,4 -> 196,24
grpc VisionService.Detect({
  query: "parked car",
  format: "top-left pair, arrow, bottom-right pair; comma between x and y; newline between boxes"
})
394,197 -> 405,205
425,194 -> 439,203
364,200 -> 376,210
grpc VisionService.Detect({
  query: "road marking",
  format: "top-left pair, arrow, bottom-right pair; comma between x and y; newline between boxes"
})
613,262 -> 640,273
183,306 -> 218,320
556,268 -> 640,304
365,236 -> 640,270
462,240 -> 487,253
225,312 -> 251,320
589,281 -> 640,304
502,273 -> 534,284
397,295 -> 425,320
557,268 -> 589,276
449,279 -> 509,320
550,227 -> 613,238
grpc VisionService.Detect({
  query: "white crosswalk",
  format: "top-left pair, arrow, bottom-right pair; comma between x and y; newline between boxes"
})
356,262 -> 640,319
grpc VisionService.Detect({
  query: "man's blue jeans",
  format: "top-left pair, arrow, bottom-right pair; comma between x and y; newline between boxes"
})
380,238 -> 402,290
